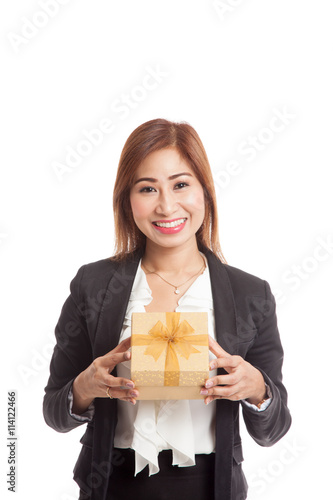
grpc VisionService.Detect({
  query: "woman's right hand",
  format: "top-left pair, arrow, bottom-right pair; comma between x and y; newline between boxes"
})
72,337 -> 138,414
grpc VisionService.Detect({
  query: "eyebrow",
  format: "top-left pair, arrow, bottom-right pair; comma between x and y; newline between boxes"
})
133,172 -> 193,185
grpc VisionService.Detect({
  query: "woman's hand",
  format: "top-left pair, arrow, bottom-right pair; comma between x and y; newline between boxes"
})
72,338 -> 138,414
200,336 -> 266,405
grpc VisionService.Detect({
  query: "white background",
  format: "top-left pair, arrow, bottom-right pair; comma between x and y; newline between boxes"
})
1,1 -> 332,499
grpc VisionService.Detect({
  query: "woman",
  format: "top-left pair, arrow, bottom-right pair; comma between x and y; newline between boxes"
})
43,118 -> 291,500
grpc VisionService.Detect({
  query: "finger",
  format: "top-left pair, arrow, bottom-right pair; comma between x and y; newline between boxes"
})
106,393 -> 138,406
99,349 -> 131,369
105,387 -> 139,400
202,384 -> 242,403
105,386 -> 139,405
204,373 -> 239,389
208,335 -> 231,359
204,395 -> 231,405
104,374 -> 136,389
202,384 -> 239,398
107,337 -> 131,355
209,354 -> 241,371
125,398 -> 137,405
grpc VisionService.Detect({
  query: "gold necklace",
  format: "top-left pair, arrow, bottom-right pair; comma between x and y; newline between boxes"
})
141,254 -> 206,295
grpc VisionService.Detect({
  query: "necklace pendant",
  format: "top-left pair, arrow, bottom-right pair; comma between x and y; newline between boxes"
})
174,288 -> 180,295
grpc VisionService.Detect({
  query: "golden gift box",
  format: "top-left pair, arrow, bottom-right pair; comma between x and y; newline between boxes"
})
131,312 -> 209,400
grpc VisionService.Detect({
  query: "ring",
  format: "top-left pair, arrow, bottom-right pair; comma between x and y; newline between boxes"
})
106,387 -> 113,399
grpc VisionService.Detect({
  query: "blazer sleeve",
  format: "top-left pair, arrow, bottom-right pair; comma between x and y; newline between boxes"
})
240,280 -> 292,446
43,264 -> 94,433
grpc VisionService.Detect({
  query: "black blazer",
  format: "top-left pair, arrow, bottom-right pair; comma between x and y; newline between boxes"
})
43,247 -> 291,500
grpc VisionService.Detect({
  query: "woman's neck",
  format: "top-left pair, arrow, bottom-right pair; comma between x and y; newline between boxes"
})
142,240 -> 204,278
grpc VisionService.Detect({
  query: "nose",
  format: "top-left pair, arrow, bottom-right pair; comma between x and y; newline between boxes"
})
155,189 -> 178,216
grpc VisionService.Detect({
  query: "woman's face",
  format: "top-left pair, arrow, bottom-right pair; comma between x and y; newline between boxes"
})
129,148 -> 205,251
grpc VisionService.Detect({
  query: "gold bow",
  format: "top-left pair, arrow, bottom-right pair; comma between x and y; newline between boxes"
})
131,312 -> 207,386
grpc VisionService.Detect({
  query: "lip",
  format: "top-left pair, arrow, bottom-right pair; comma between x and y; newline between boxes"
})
152,218 -> 187,234
153,218 -> 186,224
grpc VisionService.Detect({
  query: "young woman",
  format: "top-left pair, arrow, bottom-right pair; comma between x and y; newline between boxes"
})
43,118 -> 291,500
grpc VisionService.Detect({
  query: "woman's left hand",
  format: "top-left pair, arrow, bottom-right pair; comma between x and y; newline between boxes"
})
201,336 -> 267,405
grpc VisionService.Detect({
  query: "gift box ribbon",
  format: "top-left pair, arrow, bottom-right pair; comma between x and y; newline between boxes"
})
132,312 -> 207,386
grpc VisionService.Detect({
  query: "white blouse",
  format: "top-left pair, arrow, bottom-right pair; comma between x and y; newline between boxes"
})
114,253 -> 218,476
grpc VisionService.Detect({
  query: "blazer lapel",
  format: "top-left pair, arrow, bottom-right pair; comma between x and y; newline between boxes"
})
93,250 -> 143,358
204,249 -> 238,354
204,249 -> 238,500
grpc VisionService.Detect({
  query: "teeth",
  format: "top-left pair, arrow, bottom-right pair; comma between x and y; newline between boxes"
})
154,218 -> 186,228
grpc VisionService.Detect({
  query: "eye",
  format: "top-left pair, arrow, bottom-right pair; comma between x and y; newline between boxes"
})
174,182 -> 189,190
139,186 -> 156,193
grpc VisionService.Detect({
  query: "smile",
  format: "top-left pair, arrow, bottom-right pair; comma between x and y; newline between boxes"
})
153,218 -> 187,228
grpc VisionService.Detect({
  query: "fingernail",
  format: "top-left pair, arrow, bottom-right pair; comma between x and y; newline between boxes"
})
130,392 -> 138,397
200,389 -> 208,395
205,398 -> 211,405
126,382 -> 134,388
210,362 -> 216,370
205,380 -> 213,388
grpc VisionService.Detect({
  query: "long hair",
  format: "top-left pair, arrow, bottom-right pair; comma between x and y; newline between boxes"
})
112,118 -> 226,263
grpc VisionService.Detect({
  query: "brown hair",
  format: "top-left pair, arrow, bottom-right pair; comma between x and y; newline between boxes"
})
112,118 -> 226,263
